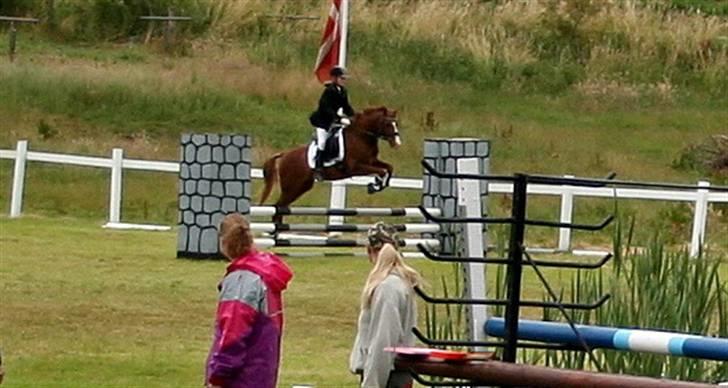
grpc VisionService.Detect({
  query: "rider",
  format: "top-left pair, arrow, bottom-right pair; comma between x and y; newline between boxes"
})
309,66 -> 355,180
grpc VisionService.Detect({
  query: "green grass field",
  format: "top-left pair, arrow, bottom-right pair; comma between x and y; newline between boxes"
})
1,215 -> 726,386
0,216 -> 542,387
1,2 -> 727,384
0,216 -> 375,387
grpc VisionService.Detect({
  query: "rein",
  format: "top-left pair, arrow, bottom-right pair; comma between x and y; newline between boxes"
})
350,118 -> 399,141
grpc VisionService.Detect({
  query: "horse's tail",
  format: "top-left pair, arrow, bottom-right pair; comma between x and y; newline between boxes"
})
259,152 -> 283,205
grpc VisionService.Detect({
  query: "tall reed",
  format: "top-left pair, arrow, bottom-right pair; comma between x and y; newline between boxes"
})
540,217 -> 727,382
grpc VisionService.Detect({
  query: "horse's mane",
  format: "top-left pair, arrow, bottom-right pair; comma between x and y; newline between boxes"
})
353,106 -> 393,126
361,106 -> 388,115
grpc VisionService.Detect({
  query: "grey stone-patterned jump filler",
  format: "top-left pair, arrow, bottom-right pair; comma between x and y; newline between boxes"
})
177,134 -> 252,258
422,138 -> 490,254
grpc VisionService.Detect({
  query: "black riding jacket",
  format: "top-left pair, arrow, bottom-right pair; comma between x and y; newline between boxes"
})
309,82 -> 355,129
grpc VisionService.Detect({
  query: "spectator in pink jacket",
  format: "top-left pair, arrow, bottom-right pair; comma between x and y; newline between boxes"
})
205,213 -> 293,388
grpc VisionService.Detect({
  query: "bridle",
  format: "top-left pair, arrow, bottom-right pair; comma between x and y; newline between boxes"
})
357,117 -> 402,145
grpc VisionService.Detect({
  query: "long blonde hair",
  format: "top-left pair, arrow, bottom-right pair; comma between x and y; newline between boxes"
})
361,243 -> 422,309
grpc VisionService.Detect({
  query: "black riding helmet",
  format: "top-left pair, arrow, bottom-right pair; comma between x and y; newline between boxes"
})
330,66 -> 348,78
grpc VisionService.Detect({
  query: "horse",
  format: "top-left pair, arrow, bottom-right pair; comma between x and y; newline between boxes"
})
259,106 -> 402,224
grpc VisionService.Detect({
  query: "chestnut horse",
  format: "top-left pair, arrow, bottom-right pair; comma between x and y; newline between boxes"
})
259,107 -> 401,223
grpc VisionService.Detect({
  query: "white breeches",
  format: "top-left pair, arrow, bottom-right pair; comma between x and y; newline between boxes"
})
315,127 -> 328,151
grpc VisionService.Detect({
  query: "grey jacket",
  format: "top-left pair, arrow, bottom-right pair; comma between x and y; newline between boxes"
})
349,274 -> 417,388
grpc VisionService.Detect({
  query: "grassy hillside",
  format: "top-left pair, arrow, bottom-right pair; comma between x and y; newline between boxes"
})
0,0 -> 726,249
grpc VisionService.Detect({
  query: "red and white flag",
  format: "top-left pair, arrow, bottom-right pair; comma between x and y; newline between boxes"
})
314,0 -> 346,83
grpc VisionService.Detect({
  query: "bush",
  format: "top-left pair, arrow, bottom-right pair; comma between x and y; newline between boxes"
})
0,0 -> 36,16
40,0 -> 214,41
516,61 -> 584,94
673,135 -> 728,181
668,0 -> 728,15
534,0 -> 602,63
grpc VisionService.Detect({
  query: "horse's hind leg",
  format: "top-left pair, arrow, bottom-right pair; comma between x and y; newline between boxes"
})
272,175 -> 315,225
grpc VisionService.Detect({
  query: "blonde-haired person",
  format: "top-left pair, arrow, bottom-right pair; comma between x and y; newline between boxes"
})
205,213 -> 293,388
350,222 -> 422,388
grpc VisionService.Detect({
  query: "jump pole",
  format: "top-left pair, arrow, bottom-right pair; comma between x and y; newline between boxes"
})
485,318 -> 728,362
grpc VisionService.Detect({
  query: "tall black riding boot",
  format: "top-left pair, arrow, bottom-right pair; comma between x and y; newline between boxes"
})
313,150 -> 324,182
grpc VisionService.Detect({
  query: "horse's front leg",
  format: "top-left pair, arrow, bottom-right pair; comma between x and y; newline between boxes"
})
372,160 -> 393,188
349,163 -> 389,194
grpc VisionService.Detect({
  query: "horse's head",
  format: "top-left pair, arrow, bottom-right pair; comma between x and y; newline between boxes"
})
356,106 -> 402,149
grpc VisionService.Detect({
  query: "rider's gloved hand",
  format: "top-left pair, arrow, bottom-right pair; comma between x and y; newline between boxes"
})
337,107 -> 346,117
340,117 -> 351,125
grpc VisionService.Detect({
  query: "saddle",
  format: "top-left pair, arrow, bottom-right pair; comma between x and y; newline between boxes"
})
307,126 -> 346,169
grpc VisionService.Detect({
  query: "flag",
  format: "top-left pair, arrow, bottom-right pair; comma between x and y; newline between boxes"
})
314,0 -> 345,83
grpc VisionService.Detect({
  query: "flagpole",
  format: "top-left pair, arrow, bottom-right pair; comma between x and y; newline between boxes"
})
338,0 -> 348,67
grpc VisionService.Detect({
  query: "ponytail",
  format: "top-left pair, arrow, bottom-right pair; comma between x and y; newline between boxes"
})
360,243 -> 422,309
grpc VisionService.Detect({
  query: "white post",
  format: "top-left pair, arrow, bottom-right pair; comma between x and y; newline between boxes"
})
338,0 -> 348,67
557,175 -> 575,252
689,180 -> 710,258
328,180 -> 347,234
457,158 -> 487,349
109,148 -> 124,224
9,140 -> 28,218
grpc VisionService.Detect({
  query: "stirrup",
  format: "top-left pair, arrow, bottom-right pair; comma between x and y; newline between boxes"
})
313,169 -> 324,182
313,146 -> 327,181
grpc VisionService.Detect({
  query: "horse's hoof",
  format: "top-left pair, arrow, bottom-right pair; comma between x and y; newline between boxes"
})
367,183 -> 377,194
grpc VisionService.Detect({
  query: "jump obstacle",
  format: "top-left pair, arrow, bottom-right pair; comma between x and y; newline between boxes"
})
176,134 -> 489,259
419,156 -> 728,370
412,157 -> 728,384
485,318 -> 728,362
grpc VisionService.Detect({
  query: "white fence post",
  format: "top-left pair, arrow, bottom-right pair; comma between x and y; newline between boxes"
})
109,148 -> 124,224
689,180 -> 710,258
458,158 -> 487,349
10,140 -> 28,218
328,180 -> 347,228
557,175 -> 575,252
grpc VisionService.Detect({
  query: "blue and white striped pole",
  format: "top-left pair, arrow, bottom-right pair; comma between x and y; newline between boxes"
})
485,318 -> 728,361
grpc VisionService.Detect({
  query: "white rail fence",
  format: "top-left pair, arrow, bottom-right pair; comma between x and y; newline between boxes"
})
2,140 -> 727,257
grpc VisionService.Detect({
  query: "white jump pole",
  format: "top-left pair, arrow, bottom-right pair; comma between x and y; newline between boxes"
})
248,206 -> 441,217
250,222 -> 440,233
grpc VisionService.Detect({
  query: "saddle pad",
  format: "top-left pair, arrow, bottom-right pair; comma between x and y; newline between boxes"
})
307,128 -> 346,169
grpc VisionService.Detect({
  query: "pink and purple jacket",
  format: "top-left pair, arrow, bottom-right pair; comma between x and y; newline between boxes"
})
205,250 -> 293,388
